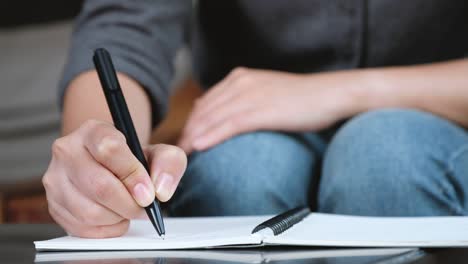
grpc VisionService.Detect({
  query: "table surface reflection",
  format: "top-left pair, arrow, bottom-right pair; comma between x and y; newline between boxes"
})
2,224 -> 468,264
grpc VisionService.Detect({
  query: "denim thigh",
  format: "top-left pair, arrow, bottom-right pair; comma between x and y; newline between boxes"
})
168,131 -> 325,216
319,108 -> 468,216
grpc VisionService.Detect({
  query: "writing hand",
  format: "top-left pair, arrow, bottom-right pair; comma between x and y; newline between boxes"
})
43,120 -> 187,238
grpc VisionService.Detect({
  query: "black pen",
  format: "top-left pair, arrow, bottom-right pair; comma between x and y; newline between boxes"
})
93,48 -> 165,238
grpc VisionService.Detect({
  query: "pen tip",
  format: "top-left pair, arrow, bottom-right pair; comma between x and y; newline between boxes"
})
161,234 -> 165,240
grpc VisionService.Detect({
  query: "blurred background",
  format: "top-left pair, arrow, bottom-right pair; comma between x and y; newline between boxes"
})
0,1 -> 200,223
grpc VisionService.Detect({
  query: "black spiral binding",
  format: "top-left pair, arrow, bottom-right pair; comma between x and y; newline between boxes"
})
251,207 -> 310,236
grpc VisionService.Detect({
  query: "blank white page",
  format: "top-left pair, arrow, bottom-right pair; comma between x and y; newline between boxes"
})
264,213 -> 468,247
35,216 -> 269,251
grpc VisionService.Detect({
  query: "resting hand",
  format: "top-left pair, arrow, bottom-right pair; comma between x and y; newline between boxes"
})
43,120 -> 187,238
179,68 -> 358,153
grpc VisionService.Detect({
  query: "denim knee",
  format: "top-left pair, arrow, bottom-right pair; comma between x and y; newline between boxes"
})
318,108 -> 468,216
169,131 -> 321,216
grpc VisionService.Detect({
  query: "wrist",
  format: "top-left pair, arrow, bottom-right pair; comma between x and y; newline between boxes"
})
329,70 -> 376,119
346,68 -> 396,114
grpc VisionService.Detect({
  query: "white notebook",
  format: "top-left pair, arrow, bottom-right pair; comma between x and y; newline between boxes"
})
35,207 -> 468,251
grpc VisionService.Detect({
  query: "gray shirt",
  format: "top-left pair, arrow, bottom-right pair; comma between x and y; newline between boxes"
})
60,0 -> 468,127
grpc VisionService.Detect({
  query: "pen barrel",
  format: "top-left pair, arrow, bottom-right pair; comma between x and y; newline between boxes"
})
93,48 -> 165,236
93,48 -> 150,171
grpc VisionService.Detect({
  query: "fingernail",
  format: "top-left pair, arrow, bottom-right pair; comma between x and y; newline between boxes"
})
133,183 -> 154,206
155,173 -> 174,201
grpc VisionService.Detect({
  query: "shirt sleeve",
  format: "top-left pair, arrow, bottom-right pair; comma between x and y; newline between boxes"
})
58,0 -> 191,127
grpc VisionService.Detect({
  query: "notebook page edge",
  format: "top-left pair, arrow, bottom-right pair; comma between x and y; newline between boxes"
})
35,215 -> 270,251
262,213 -> 468,247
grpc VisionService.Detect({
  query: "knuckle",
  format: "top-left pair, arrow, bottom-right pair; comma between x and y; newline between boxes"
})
51,138 -> 68,157
42,173 -> 51,190
96,134 -> 126,160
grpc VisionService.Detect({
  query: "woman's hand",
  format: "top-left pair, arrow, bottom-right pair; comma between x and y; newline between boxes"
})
43,120 -> 187,238
178,67 -> 361,153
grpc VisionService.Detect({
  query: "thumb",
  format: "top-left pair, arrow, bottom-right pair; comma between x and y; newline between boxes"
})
145,144 -> 187,202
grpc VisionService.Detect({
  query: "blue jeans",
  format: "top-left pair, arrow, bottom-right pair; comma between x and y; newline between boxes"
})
168,109 -> 468,216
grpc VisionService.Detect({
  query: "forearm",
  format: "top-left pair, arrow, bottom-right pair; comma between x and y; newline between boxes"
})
346,59 -> 468,128
62,71 -> 152,143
